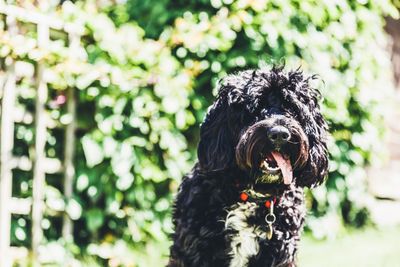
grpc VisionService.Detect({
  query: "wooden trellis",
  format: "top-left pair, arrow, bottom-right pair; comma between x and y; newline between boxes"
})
0,4 -> 82,266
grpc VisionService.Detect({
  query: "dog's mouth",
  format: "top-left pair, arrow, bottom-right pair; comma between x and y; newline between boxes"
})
254,151 -> 293,190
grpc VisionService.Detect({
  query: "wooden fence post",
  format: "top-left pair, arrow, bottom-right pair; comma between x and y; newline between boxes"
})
31,21 -> 49,266
62,31 -> 80,243
0,15 -> 17,267
62,85 -> 76,242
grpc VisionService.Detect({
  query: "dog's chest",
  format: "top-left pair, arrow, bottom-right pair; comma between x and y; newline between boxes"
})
224,201 -> 266,267
223,198 -> 302,267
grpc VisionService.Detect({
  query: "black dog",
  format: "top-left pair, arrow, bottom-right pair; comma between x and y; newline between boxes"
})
168,66 -> 328,267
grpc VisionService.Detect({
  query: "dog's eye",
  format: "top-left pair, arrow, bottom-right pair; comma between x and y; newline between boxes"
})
268,93 -> 281,105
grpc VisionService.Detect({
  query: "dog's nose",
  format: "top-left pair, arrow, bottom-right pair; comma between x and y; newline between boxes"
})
267,126 -> 291,145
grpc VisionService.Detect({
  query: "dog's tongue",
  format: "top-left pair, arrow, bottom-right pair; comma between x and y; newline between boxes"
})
271,151 -> 293,185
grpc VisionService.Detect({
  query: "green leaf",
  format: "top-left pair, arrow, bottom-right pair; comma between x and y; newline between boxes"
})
82,136 -> 104,167
86,209 -> 105,233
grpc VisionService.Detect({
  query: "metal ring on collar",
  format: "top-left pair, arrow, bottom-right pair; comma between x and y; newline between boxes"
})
265,214 -> 276,224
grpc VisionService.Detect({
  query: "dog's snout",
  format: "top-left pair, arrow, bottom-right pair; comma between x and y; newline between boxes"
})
267,126 -> 290,145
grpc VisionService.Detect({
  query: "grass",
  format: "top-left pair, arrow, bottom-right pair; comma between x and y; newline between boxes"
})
299,227 -> 400,267
13,227 -> 400,266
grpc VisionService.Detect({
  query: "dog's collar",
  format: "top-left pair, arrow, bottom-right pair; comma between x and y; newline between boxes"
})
239,189 -> 280,208
234,178 -> 284,203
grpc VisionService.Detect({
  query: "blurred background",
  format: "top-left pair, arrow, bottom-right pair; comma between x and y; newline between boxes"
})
0,0 -> 400,266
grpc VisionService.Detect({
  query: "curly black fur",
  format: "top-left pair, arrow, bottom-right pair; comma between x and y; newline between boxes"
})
168,66 -> 329,267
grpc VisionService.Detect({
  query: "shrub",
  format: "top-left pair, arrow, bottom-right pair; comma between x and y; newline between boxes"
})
122,0 -> 398,239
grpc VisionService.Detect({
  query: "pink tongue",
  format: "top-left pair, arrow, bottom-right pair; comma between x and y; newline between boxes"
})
271,152 -> 293,185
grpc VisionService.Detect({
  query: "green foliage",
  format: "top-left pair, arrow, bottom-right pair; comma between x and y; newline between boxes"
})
126,0 -> 398,234
61,2 -> 196,264
1,0 -> 398,266
2,2 -> 194,264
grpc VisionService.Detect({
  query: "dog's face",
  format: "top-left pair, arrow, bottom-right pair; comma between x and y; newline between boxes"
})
198,67 -> 328,189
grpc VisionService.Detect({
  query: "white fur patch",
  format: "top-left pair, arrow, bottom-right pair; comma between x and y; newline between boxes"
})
225,202 -> 266,267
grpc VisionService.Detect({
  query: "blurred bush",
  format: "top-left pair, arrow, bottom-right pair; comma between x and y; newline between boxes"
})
1,0 -> 398,265
120,0 -> 398,237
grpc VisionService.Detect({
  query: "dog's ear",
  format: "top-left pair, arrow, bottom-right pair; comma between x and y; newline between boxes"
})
296,131 -> 328,188
295,89 -> 329,188
197,98 -> 235,172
